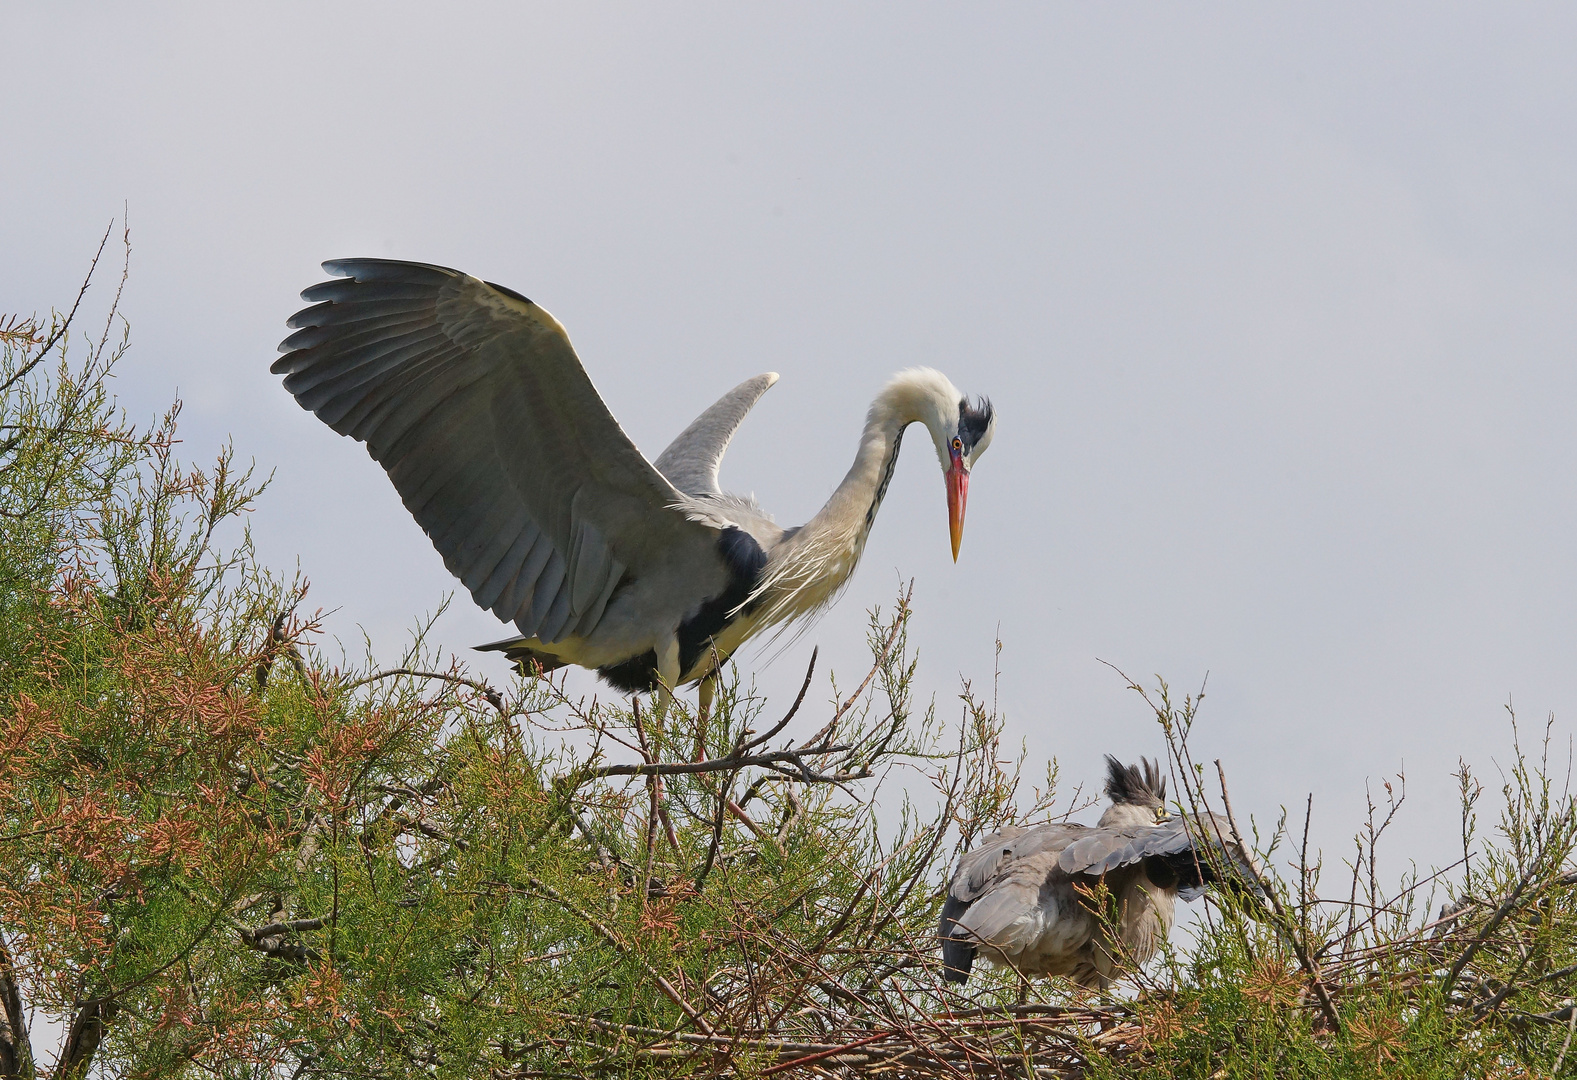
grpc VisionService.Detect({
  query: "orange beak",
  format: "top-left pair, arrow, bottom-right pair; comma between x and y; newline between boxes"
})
945,451 -> 969,562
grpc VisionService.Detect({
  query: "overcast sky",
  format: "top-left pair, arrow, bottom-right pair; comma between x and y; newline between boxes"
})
7,3 -> 1577,891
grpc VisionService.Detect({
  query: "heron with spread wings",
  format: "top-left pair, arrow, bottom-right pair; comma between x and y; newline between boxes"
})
274,259 -> 994,703
939,757 -> 1262,989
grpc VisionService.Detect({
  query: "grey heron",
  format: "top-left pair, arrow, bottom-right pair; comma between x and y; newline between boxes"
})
938,757 -> 1261,989
273,258 -> 994,699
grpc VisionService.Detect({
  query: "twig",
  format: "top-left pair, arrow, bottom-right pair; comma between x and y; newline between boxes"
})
0,221 -> 111,396
519,876 -> 715,1036
586,742 -> 858,781
805,592 -> 910,748
739,649 -> 818,754
1441,863 -> 1540,999
694,769 -> 734,893
1554,1002 -> 1577,1075
1216,760 -> 1341,1034
759,1030 -> 895,1075
343,667 -> 504,712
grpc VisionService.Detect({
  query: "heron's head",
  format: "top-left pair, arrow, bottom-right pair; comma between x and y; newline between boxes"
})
881,368 -> 995,562
1098,755 -> 1170,828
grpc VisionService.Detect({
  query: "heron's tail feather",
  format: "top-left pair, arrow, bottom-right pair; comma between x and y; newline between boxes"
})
941,936 -> 975,984
938,894 -> 976,984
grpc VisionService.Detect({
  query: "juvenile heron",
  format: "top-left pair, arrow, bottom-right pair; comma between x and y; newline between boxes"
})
274,258 -> 994,699
938,757 -> 1261,989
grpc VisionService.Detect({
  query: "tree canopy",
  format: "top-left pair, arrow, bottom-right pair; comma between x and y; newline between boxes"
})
5,243 -> 1577,1079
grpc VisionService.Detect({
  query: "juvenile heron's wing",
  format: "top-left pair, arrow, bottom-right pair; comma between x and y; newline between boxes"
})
655,373 -> 778,497
1057,821 -> 1191,877
945,825 -> 1030,905
273,258 -> 731,643
1057,813 -> 1262,900
940,824 -> 1085,944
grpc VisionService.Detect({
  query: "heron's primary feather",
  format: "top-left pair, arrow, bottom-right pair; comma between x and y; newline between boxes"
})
655,373 -> 779,497
273,259 -> 731,646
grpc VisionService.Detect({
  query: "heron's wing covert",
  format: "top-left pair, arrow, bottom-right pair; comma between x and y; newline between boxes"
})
946,825 -> 1025,905
654,373 -> 778,496
273,258 -> 727,642
1057,813 -> 1254,884
947,825 -> 1085,954
946,823 -> 1083,904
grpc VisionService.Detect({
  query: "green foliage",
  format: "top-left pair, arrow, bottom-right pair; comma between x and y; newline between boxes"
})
1087,679 -> 1577,1079
3,251 -> 1577,1079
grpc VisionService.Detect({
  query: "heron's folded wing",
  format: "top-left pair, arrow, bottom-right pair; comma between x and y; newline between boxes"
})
273,258 -> 727,642
946,824 -> 1025,904
951,880 -> 1045,952
947,823 -> 1082,904
950,840 -> 1082,956
654,373 -> 778,496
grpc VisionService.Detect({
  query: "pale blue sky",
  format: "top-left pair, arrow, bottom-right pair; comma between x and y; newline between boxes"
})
7,3 -> 1577,889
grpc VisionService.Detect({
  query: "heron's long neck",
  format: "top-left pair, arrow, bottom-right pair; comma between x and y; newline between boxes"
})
808,404 -> 913,549
750,390 -> 924,623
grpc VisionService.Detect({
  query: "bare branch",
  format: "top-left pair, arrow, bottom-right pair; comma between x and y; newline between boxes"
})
584,743 -> 857,782
342,666 -> 505,712
1216,759 -> 1341,1034
0,220 -> 111,397
0,933 -> 33,1080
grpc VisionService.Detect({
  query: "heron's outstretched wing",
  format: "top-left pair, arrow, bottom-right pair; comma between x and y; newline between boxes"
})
1057,821 -> 1187,878
1057,812 -> 1259,898
654,373 -> 778,496
273,258 -> 728,643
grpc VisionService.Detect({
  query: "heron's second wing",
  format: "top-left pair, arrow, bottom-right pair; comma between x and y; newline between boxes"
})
1057,821 -> 1191,878
1057,813 -> 1260,887
274,259 -> 727,642
654,373 -> 778,496
1173,813 -> 1264,898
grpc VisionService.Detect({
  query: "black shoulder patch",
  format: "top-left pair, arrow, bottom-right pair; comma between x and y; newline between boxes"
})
1103,755 -> 1166,807
484,280 -> 533,306
675,527 -> 769,679
593,529 -> 768,693
958,396 -> 993,451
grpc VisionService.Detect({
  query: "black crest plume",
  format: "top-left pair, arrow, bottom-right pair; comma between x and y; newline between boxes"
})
957,396 -> 993,451
1104,755 -> 1167,807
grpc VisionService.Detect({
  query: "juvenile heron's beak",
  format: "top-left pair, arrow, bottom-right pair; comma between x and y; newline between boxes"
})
945,450 -> 969,562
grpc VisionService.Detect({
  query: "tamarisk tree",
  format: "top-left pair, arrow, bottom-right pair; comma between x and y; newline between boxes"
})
6,246 -> 1577,1079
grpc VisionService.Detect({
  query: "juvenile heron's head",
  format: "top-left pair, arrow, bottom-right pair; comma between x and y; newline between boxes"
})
1098,755 -> 1170,828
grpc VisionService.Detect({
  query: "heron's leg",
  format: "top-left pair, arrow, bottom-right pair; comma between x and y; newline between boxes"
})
651,636 -> 682,736
694,673 -> 716,761
650,681 -> 674,740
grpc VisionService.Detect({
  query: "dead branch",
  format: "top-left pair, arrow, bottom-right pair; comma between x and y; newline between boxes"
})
344,667 -> 505,713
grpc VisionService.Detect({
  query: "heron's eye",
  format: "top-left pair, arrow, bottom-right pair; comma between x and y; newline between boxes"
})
951,437 -> 963,454
1154,807 -> 1168,823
